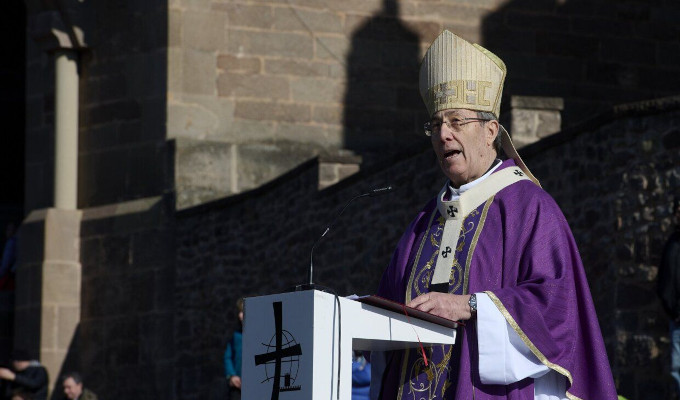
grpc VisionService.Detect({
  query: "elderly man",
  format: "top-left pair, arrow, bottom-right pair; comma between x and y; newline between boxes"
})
373,31 -> 616,399
62,372 -> 98,400
0,350 -> 48,400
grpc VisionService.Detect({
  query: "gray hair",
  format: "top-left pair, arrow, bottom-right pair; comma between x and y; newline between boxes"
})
477,111 -> 502,155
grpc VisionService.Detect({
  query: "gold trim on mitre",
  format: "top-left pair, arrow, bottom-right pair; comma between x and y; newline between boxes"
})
419,30 -> 507,117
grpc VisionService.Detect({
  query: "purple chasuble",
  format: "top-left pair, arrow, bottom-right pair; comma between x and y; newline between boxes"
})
376,159 -> 616,400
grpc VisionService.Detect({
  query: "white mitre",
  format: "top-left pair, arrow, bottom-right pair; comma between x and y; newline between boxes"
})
419,30 -> 506,117
419,30 -> 540,186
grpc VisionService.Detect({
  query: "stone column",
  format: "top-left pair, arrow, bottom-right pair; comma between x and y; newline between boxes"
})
20,8 -> 87,393
509,96 -> 564,148
54,50 -> 79,210
14,209 -> 82,389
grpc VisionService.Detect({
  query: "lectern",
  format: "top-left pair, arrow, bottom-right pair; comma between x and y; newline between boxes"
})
242,289 -> 457,400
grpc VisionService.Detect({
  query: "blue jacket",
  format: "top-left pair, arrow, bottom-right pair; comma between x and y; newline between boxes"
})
224,331 -> 242,377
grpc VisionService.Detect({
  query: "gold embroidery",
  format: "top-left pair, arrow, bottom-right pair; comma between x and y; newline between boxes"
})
405,209 -> 439,304
414,217 -> 445,299
404,346 -> 452,400
484,291 -> 585,400
463,197 -> 494,294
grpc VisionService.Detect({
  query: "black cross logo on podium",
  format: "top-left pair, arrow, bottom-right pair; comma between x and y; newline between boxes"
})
254,302 -> 303,400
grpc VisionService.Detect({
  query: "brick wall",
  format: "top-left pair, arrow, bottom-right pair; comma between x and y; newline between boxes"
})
175,97 -> 680,399
168,0 -> 680,207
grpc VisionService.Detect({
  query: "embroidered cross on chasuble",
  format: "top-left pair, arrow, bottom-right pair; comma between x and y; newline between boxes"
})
395,167 -> 529,400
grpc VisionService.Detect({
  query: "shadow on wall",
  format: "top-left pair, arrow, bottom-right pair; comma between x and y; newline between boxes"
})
481,0 -> 680,129
343,0 -> 424,167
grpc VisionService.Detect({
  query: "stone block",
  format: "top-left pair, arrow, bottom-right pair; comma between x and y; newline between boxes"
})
169,8 -> 182,47
401,20 -> 443,44
511,96 -> 564,111
227,29 -> 313,59
236,142 -> 317,192
56,305 -> 80,350
602,37 -> 657,65
40,304 -> 57,350
265,59 -> 344,79
175,139 -> 235,209
42,262 -> 81,305
227,119 -> 276,142
275,122 -> 343,149
168,102 -> 222,140
290,77 -> 344,103
183,9 -> 226,52
44,209 -> 82,262
318,163 -> 338,186
324,0 -> 381,14
217,72 -> 289,99
315,35 -> 351,61
217,54 -> 261,74
414,3 -> 489,23
169,94 -> 236,140
214,3 -> 273,29
506,11 -> 570,32
85,100 -> 142,126
511,109 -> 562,147
234,100 -> 310,123
124,53 -> 167,99
273,7 -> 343,33
125,143 -> 167,199
40,349 -> 67,388
312,105 -> 343,125
182,48 -> 216,95
168,48 -> 183,93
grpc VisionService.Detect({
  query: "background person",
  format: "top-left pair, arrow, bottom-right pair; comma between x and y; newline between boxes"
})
224,298 -> 243,400
61,372 -> 97,400
0,350 -> 47,400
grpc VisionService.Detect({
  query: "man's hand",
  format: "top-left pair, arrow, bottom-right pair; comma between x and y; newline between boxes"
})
229,375 -> 241,389
0,367 -> 15,381
407,292 -> 473,321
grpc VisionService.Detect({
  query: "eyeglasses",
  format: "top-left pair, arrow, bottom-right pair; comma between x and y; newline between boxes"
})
423,118 -> 490,136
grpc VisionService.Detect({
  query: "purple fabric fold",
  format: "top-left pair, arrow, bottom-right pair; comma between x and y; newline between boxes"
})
376,159 -> 616,400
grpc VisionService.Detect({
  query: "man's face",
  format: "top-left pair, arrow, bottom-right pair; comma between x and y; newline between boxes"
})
63,377 -> 83,400
12,360 -> 29,371
430,108 -> 498,187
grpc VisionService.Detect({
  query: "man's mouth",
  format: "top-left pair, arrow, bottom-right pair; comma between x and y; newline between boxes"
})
443,149 -> 462,159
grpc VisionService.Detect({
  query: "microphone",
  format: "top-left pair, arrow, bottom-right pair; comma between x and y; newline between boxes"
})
295,185 -> 394,292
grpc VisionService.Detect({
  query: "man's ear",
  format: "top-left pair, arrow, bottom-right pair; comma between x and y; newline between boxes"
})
486,119 -> 499,146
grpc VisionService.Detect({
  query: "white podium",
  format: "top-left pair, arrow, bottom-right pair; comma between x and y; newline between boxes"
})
242,289 -> 457,400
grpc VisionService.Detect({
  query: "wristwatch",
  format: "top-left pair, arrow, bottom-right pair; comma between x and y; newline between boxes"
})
468,293 -> 477,316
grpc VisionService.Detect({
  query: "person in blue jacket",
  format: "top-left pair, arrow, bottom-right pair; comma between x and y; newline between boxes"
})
352,351 -> 371,400
224,298 -> 243,400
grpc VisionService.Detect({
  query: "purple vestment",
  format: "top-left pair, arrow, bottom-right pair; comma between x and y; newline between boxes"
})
376,159 -> 616,400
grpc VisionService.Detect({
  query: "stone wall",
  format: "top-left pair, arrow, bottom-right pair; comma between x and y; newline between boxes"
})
175,97 -> 680,399
78,195 -> 176,399
168,0 -> 680,207
522,96 -> 680,399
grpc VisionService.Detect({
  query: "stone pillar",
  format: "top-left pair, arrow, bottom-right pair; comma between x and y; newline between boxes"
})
20,7 -> 88,393
509,96 -> 564,148
14,209 -> 82,390
54,50 -> 79,210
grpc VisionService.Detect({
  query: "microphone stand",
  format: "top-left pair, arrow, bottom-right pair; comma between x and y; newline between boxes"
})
294,186 -> 393,292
